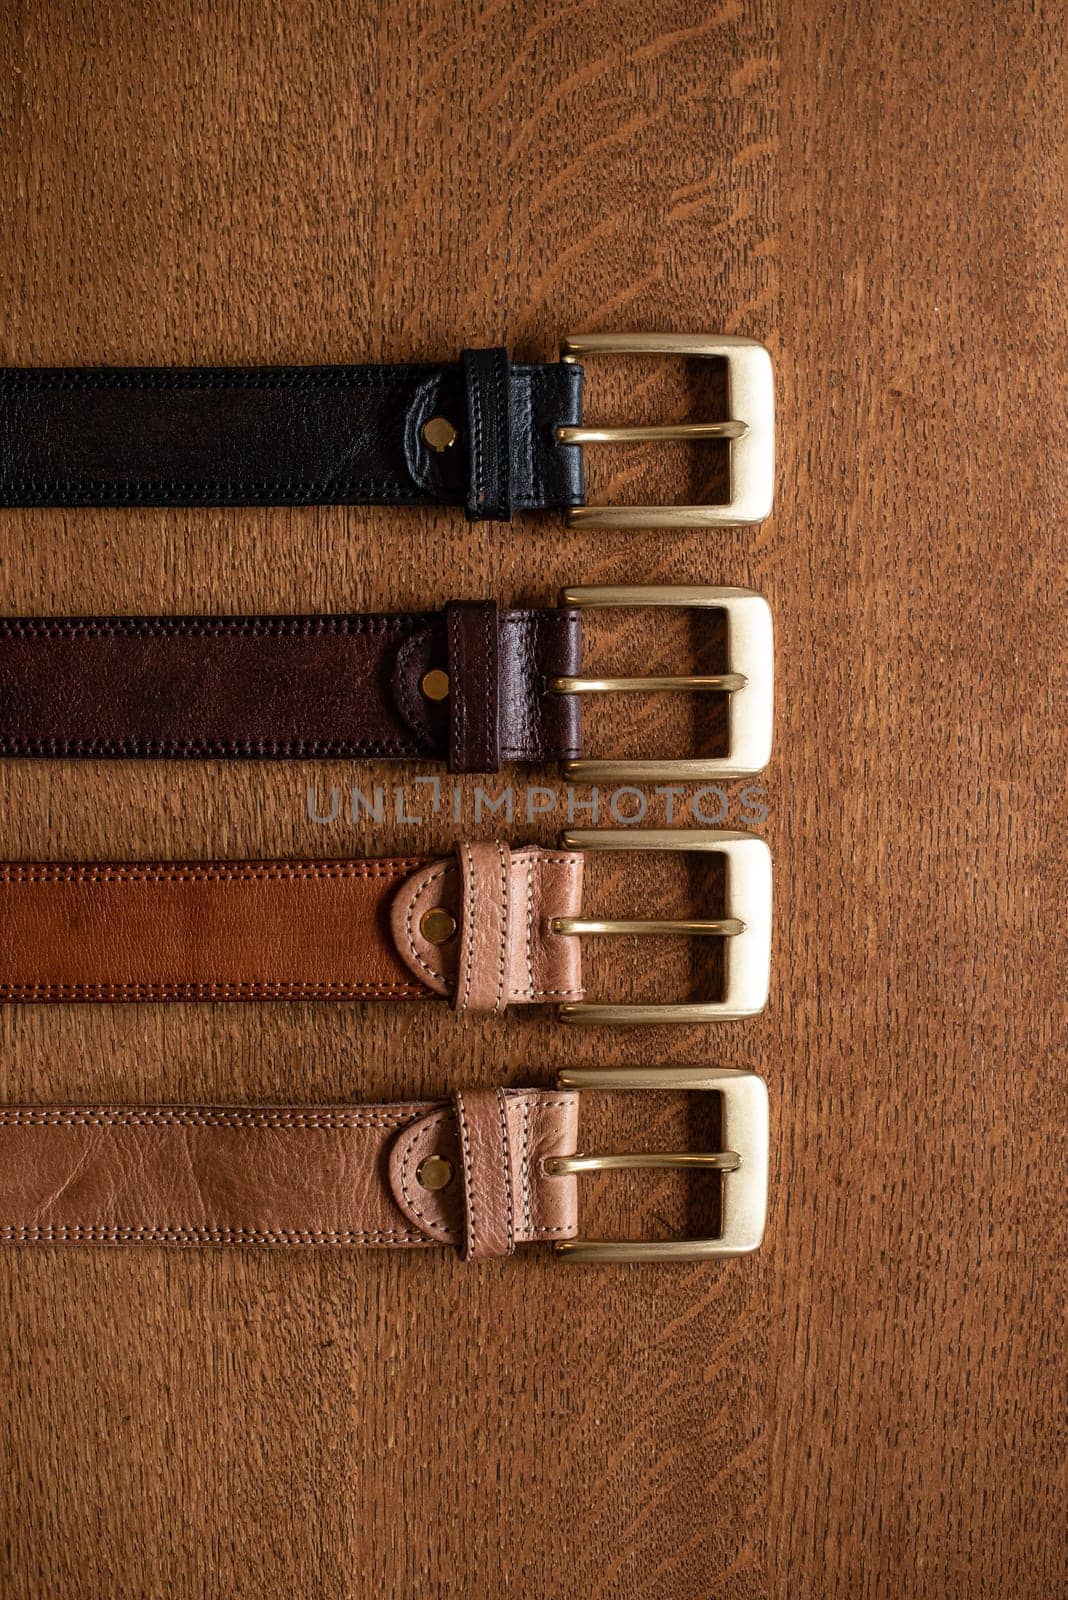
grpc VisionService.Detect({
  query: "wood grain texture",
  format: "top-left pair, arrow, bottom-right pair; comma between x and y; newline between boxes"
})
0,1 -> 1062,1597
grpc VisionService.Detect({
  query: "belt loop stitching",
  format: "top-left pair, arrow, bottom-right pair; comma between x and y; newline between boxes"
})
493,841 -> 509,1014
493,347 -> 509,518
483,602 -> 494,770
454,1089 -> 476,1260
456,841 -> 476,1012
496,1087 -> 515,1255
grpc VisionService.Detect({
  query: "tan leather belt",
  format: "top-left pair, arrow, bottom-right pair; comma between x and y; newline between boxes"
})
0,1069 -> 769,1263
0,830 -> 772,1024
0,843 -> 583,1010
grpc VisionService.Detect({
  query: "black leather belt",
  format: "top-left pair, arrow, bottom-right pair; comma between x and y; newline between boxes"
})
0,334 -> 774,525
0,346 -> 581,518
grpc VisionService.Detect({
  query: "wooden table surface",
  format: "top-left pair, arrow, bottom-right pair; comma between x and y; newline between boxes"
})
0,2 -> 1062,1596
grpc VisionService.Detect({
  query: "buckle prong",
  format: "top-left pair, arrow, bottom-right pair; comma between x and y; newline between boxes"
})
551,672 -> 747,695
552,1066 -> 769,1262
558,419 -> 749,446
553,916 -> 745,938
548,1149 -> 741,1175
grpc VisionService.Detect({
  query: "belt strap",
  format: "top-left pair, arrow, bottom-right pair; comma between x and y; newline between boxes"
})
0,347 -> 585,516
0,844 -> 583,1010
0,602 -> 582,771
0,1090 -> 579,1258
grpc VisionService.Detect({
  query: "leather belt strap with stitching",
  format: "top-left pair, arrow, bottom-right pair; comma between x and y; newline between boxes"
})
0,842 -> 583,1011
0,601 -> 581,771
0,346 -> 584,517
0,1089 -> 579,1260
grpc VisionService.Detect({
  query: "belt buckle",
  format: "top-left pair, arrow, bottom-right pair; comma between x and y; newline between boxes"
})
552,583 -> 773,781
555,828 -> 772,1025
550,1066 -> 769,1261
558,332 -> 774,528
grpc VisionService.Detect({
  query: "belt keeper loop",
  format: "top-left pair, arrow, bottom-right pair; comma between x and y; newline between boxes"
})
452,840 -> 512,1014
461,347 -> 513,521
452,1087 -> 517,1261
446,600 -> 500,773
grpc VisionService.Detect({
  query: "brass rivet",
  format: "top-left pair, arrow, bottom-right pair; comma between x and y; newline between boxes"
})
421,668 -> 450,702
420,907 -> 457,945
422,415 -> 457,452
417,1154 -> 454,1192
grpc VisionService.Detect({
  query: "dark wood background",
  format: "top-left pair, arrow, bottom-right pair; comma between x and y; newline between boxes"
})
0,2 -> 1062,1596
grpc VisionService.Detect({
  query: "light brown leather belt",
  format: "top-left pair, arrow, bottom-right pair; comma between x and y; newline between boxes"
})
0,1089 -> 578,1261
0,1070 -> 770,1263
0,830 -> 773,1025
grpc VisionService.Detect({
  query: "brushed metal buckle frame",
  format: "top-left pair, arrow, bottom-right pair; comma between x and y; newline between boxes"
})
558,332 -> 774,528
555,828 -> 772,1025
550,1066 -> 769,1262
551,583 -> 773,782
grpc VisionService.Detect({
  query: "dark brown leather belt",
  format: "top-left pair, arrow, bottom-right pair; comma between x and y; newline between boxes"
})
0,1068 -> 770,1262
0,586 -> 774,779
0,334 -> 775,527
0,601 -> 582,771
0,831 -> 773,1024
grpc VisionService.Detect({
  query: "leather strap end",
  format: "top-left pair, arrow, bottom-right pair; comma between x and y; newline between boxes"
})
388,1089 -> 580,1257
389,842 -> 584,1013
391,1088 -> 579,1260
461,347 -> 512,521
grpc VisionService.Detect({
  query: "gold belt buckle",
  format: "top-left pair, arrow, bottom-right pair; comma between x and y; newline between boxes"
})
555,828 -> 772,1025
550,1066 -> 769,1262
551,583 -> 773,782
558,332 -> 774,528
